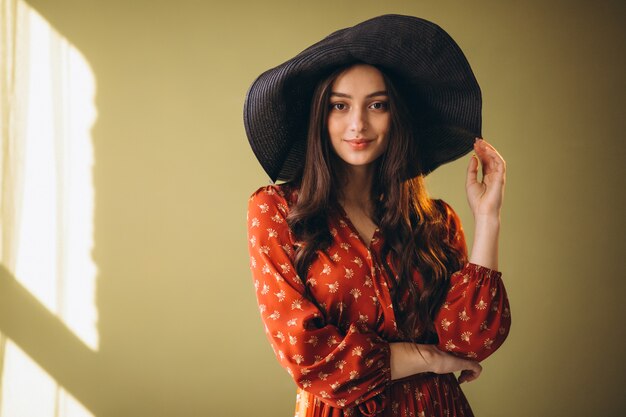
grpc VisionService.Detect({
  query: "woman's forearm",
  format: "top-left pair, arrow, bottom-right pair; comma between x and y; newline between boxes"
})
468,214 -> 500,270
390,343 -> 435,380
389,342 -> 482,382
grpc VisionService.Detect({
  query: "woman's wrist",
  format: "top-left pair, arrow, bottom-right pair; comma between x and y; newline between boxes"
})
468,214 -> 500,270
473,212 -> 501,226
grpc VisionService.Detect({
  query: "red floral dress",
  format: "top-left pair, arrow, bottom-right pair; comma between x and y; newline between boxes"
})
247,184 -> 511,417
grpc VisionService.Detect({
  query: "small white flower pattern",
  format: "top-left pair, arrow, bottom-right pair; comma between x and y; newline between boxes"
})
280,263 -> 290,274
248,185 -> 511,416
260,283 -> 270,295
352,257 -> 364,268
440,318 -> 453,331
475,298 -> 487,310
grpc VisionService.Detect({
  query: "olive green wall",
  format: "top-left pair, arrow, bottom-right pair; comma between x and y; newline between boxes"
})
5,0 -> 625,416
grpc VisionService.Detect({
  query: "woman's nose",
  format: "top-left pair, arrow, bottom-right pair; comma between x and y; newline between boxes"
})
349,108 -> 367,132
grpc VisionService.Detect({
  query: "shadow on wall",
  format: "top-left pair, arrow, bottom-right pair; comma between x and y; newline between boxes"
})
0,266 -> 104,414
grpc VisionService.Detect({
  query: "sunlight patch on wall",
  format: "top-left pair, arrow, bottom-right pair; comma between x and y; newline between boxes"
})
1,1 -> 97,416
12,0 -> 98,351
1,342 -> 91,417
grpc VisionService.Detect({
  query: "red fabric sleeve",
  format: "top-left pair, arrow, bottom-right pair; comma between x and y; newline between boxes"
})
247,186 -> 391,409
434,200 -> 511,362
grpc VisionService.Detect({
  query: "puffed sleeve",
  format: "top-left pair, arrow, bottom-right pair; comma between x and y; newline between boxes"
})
434,200 -> 511,362
247,185 -> 391,409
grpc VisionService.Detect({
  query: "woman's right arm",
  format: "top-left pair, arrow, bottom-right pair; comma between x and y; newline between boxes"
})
247,186 -> 391,409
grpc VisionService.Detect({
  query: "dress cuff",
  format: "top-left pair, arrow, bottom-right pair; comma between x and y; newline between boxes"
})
464,262 -> 502,279
355,341 -> 391,416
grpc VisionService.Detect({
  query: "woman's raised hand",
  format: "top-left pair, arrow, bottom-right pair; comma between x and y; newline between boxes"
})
466,138 -> 506,219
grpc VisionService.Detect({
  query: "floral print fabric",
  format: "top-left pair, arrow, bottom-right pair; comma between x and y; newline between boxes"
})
247,184 -> 511,416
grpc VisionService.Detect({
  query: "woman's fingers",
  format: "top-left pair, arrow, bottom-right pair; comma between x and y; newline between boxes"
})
474,138 -> 506,175
458,365 -> 482,383
466,152 -> 479,188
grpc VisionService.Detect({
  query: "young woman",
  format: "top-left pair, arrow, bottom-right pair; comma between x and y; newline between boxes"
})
244,15 -> 510,417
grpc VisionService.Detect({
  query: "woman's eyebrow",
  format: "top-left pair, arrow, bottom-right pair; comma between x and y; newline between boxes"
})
330,90 -> 389,99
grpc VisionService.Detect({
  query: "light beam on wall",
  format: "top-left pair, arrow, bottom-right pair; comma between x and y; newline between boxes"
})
1,1 -> 97,416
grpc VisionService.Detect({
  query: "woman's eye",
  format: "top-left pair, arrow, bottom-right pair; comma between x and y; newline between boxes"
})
330,103 -> 346,111
370,102 -> 388,110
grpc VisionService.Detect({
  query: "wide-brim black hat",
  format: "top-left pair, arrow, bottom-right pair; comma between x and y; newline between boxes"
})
244,14 -> 482,182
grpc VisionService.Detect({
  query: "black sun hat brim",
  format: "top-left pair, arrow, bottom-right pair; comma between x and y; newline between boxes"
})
244,14 -> 482,182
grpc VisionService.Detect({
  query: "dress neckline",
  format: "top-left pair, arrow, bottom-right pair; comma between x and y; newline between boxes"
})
336,204 -> 380,250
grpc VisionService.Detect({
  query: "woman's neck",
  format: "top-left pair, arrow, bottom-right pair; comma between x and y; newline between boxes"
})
338,164 -> 375,209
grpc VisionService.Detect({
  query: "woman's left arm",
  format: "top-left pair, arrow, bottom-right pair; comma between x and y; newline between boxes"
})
432,139 -> 510,363
465,138 -> 506,270
434,200 -> 511,363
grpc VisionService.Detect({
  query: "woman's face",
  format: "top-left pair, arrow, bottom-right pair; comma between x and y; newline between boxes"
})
327,64 -> 390,170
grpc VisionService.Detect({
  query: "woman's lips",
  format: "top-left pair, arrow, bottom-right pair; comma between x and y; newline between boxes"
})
345,139 -> 373,149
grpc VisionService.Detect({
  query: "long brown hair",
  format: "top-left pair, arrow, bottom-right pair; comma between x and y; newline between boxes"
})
287,64 -> 467,342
